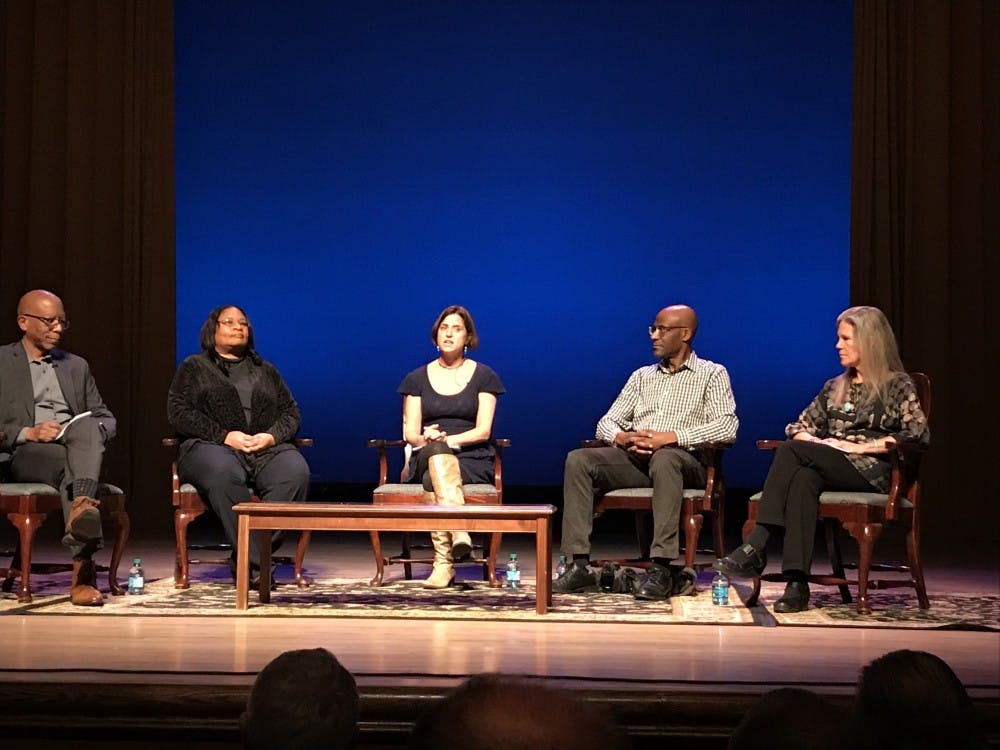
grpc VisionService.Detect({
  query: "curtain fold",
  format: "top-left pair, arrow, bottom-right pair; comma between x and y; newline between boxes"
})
0,0 -> 176,537
851,0 -> 998,561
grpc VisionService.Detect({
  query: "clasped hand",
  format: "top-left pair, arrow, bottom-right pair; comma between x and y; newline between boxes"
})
816,436 -> 894,454
422,424 -> 459,450
616,430 -> 678,456
224,431 -> 275,453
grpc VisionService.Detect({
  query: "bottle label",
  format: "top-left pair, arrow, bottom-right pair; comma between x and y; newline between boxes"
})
711,582 -> 728,605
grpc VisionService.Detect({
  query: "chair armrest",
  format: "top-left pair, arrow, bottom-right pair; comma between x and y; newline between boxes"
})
492,438 -> 511,448
366,439 -> 407,449
161,437 -> 179,447
295,438 -> 314,448
580,439 -> 606,448
756,439 -> 785,450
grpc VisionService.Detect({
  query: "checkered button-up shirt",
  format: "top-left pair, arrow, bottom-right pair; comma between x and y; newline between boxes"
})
595,352 -> 738,448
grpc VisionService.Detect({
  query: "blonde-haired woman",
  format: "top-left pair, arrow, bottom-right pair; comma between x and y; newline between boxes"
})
714,306 -> 929,612
398,305 -> 505,588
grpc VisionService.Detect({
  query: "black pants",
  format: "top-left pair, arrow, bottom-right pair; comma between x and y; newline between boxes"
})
756,440 -> 877,574
10,417 -> 106,558
178,442 -> 310,565
561,445 -> 706,560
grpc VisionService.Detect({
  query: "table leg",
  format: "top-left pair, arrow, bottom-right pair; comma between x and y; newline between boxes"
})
257,529 -> 272,604
236,515 -> 250,610
535,517 -> 552,614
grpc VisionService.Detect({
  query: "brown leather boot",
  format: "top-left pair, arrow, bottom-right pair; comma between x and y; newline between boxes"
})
71,559 -> 104,606
64,496 -> 102,545
427,453 -> 472,561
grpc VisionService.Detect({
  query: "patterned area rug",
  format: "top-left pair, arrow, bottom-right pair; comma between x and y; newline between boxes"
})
746,580 -> 1000,630
0,575 -> 71,613
7,572 -> 996,630
17,576 -> 755,624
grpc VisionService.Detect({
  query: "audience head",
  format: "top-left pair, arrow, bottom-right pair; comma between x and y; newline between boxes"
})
200,304 -> 255,357
409,673 -> 629,750
728,688 -> 851,750
17,289 -> 68,356
242,647 -> 359,750
430,305 -> 479,350
854,649 -> 986,750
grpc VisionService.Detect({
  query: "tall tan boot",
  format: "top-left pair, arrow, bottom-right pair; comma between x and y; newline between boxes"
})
427,453 -> 472,561
423,530 -> 455,589
71,559 -> 104,606
422,490 -> 453,588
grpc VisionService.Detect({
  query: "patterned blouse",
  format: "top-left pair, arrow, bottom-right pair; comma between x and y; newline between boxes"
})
785,372 -> 930,492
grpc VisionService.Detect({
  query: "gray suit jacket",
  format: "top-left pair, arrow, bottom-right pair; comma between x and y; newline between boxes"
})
0,341 -> 117,457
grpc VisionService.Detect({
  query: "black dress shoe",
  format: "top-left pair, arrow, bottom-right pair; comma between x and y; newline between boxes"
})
552,563 -> 598,593
773,581 -> 810,613
713,544 -> 767,579
634,563 -> 673,601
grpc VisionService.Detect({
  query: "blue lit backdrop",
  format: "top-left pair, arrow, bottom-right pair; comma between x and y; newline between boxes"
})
175,1 -> 851,486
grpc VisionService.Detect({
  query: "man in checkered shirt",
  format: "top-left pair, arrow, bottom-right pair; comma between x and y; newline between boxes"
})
553,305 -> 738,600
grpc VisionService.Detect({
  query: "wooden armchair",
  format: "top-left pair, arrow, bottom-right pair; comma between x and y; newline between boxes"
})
163,438 -> 313,589
742,372 -> 931,614
367,438 -> 510,587
582,441 -> 730,571
0,476 -> 129,603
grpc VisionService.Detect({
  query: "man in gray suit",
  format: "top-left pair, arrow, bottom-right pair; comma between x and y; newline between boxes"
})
0,289 -> 116,605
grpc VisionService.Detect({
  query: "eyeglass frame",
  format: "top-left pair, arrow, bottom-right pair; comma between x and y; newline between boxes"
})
20,313 -> 70,331
648,324 -> 686,336
217,317 -> 250,329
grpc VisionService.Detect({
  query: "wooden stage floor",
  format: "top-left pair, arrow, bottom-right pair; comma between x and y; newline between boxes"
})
1,534 -> 998,748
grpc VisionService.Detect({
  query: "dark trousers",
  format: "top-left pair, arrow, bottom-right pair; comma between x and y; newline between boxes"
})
756,440 -> 876,574
178,443 -> 310,566
410,440 -> 492,491
10,417 -> 106,558
561,445 -> 707,560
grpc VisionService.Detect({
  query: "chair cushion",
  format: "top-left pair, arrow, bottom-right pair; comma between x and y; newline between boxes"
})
748,490 -> 912,509
0,483 -> 123,496
0,482 -> 60,496
603,487 -> 707,499
374,483 -> 499,497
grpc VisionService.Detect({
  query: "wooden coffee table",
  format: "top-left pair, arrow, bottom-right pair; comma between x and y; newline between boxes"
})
234,502 -> 556,613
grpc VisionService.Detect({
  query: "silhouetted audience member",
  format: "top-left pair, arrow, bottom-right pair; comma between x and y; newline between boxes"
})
727,688 -> 852,750
854,649 -> 988,750
409,673 -> 630,750
242,648 -> 359,750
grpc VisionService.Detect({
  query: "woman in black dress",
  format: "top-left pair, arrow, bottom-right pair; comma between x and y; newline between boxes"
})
398,305 -> 505,588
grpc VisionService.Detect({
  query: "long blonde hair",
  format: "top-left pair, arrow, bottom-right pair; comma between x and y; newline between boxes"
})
831,306 -> 905,407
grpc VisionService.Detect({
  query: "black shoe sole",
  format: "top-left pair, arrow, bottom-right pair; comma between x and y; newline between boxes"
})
633,588 -> 670,601
713,555 -> 766,579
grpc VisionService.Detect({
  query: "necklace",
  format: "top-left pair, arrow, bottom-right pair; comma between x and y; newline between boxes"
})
437,357 -> 464,370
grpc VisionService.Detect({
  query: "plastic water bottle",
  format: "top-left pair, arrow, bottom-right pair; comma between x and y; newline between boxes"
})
128,557 -> 145,595
506,553 -> 521,590
711,571 -> 729,605
554,555 -> 568,580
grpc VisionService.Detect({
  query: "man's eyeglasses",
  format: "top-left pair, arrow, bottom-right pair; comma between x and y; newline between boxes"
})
648,325 -> 685,336
21,313 -> 70,330
218,318 -> 250,329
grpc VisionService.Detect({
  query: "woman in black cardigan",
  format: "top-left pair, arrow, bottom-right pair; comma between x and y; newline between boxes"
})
167,304 -> 310,576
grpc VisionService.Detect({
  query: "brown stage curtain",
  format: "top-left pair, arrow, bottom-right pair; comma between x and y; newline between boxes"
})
0,1 -> 176,538
851,0 -> 999,562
